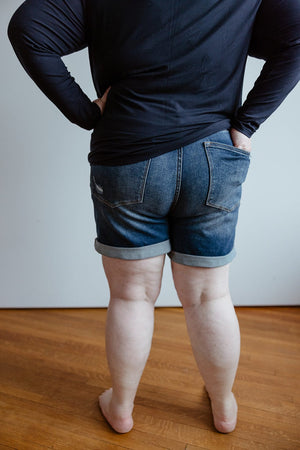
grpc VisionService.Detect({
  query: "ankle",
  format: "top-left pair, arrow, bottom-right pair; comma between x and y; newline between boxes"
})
111,392 -> 134,414
210,391 -> 234,405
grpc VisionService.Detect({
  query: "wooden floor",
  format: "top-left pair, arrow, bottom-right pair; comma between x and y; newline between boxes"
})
0,307 -> 299,449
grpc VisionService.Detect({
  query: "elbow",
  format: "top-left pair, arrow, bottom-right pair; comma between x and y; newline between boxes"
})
7,8 -> 25,51
7,15 -> 18,47
7,2 -> 32,50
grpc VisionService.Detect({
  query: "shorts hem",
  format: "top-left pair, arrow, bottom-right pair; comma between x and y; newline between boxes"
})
168,248 -> 236,268
94,238 -> 171,260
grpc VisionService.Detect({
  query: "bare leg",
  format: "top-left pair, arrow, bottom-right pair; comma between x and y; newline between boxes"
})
99,254 -> 165,433
171,261 -> 240,433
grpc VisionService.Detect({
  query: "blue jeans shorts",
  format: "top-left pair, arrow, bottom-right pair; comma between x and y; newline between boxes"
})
90,129 -> 251,267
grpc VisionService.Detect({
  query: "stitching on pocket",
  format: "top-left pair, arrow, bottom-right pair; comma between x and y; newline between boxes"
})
204,141 -> 250,212
205,141 -> 251,157
91,159 -> 151,208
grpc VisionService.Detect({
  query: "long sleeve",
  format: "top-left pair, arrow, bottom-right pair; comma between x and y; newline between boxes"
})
231,0 -> 300,137
7,0 -> 101,130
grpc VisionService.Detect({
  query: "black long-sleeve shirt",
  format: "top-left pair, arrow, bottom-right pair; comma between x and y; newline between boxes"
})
8,0 -> 300,165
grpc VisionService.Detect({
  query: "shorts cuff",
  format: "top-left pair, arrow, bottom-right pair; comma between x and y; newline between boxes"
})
168,248 -> 236,267
94,238 -> 171,260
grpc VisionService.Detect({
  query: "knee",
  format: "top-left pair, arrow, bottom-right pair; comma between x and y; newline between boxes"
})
171,261 -> 230,308
103,255 -> 165,305
112,280 -> 162,305
178,287 -> 230,309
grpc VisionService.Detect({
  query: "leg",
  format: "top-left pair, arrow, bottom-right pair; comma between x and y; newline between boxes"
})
99,254 -> 165,433
171,261 -> 240,433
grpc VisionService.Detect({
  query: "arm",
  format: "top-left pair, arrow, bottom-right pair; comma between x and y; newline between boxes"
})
7,0 -> 102,130
231,0 -> 300,138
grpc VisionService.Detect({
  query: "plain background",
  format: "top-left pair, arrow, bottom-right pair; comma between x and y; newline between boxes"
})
1,0 -> 300,308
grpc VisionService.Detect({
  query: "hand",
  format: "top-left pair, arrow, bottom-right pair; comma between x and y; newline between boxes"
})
93,86 -> 111,115
230,128 -> 251,152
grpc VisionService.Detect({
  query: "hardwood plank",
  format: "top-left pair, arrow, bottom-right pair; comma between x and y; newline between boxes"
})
135,411 -> 299,449
0,436 -> 51,450
185,446 -> 209,450
0,392 -> 184,449
0,445 -> 19,450
0,307 -> 299,449
134,382 -> 298,433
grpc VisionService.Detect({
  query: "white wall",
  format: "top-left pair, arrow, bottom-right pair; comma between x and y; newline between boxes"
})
1,1 -> 299,308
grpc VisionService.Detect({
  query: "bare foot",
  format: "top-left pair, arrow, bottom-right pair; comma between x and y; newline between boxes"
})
208,391 -> 238,433
98,388 -> 134,434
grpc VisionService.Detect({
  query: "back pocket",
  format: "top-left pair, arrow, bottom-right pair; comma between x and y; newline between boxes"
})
204,141 -> 250,212
90,159 -> 151,208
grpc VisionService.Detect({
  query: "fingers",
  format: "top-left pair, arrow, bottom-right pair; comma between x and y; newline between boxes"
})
93,86 -> 111,115
102,86 -> 111,100
229,128 -> 251,152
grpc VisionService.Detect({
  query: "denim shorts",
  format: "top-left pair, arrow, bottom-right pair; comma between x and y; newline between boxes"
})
90,129 -> 251,267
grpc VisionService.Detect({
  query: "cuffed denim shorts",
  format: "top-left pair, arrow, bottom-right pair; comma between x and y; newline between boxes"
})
90,129 -> 250,267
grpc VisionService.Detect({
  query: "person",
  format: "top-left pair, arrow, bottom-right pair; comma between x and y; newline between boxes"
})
8,0 -> 300,435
